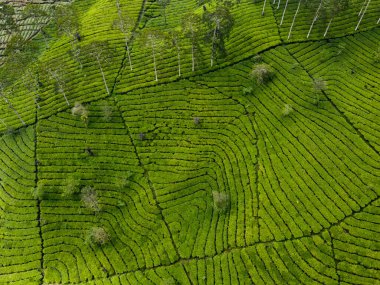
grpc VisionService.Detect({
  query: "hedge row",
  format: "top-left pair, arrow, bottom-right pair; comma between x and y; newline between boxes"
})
36,99 -> 178,284
0,127 -> 41,285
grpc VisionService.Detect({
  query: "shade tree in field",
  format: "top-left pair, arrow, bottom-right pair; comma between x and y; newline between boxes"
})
88,227 -> 110,245
71,102 -> 90,126
166,29 -> 183,77
22,3 -> 53,49
82,41 -> 116,95
55,4 -> 80,42
140,29 -> 166,81
157,0 -> 171,25
250,63 -> 274,85
203,4 -> 234,67
182,13 -> 203,72
321,0 -> 349,37
40,59 -> 71,106
0,3 -> 17,35
112,11 -> 135,71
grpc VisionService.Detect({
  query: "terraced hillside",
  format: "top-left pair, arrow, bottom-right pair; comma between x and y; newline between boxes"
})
0,0 -> 379,284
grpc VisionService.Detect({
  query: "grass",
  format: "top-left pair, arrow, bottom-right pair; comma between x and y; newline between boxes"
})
0,0 -> 379,284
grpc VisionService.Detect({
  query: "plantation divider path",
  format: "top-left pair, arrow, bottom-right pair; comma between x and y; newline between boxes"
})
36,99 -> 178,283
0,0 -> 379,284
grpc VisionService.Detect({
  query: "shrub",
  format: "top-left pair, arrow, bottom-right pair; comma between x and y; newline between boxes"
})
102,104 -> 113,122
81,186 -> 100,212
193,117 -> 201,125
88,227 -> 110,245
282,104 -> 293,117
212,191 -> 230,211
242,86 -> 253,95
72,102 -> 89,126
250,63 -> 274,84
138,132 -> 145,141
62,175 -> 80,197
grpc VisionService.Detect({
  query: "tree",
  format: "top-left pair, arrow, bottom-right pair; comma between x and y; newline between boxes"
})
307,0 -> 323,38
88,227 -> 110,245
355,0 -> 370,31
24,63 -> 42,109
250,63 -> 274,84
287,0 -> 302,40
41,60 -> 70,106
313,78 -> 327,106
81,186 -> 100,212
203,4 -> 234,67
82,41 -> 115,95
140,29 -> 165,81
167,29 -> 183,77
113,14 -> 135,71
157,0 -> 170,25
322,0 -> 349,37
62,175 -> 81,197
182,13 -> 203,72
0,3 -> 17,35
212,191 -> 229,211
55,4 -> 80,41
71,102 -> 89,126
22,4 -> 52,49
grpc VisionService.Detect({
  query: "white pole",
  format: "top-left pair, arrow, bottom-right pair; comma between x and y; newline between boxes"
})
288,0 -> 301,40
356,0 -> 371,30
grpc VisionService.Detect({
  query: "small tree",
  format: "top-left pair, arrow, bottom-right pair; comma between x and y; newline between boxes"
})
81,186 -> 100,212
212,191 -> 229,211
72,102 -> 89,126
102,104 -> 113,122
250,63 -> 274,85
88,227 -> 110,245
182,13 -> 203,72
203,4 -> 234,67
62,175 -> 81,197
313,78 -> 327,106
282,104 -> 293,116
322,0 -> 349,37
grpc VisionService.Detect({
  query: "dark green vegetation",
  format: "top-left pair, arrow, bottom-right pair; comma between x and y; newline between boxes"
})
0,0 -> 379,284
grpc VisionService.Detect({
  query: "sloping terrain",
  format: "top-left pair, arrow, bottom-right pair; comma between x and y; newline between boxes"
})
0,0 -> 379,284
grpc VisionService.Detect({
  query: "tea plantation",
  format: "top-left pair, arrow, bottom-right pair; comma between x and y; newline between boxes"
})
0,0 -> 379,284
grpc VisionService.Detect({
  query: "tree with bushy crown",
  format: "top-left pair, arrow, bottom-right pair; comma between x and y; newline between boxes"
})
0,3 -> 17,35
203,4 -> 234,67
113,13 -> 135,71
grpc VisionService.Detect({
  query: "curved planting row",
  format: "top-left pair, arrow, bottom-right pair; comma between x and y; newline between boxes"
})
115,80 -> 259,259
115,0 -> 281,93
287,29 -> 380,152
271,0 -> 380,41
186,43 -> 380,242
37,100 -> 177,284
330,198 -> 380,284
0,127 -> 41,285
0,0 -> 142,134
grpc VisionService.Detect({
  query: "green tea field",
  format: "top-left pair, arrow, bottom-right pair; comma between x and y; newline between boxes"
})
0,0 -> 379,284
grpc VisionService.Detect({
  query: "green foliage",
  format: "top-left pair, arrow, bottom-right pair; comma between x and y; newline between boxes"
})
250,63 -> 274,84
62,175 -> 81,197
71,102 -> 89,126
212,191 -> 230,211
87,227 -> 110,245
81,186 -> 100,212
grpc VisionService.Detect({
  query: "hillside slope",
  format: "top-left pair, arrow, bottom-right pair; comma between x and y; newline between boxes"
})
0,0 -> 379,284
